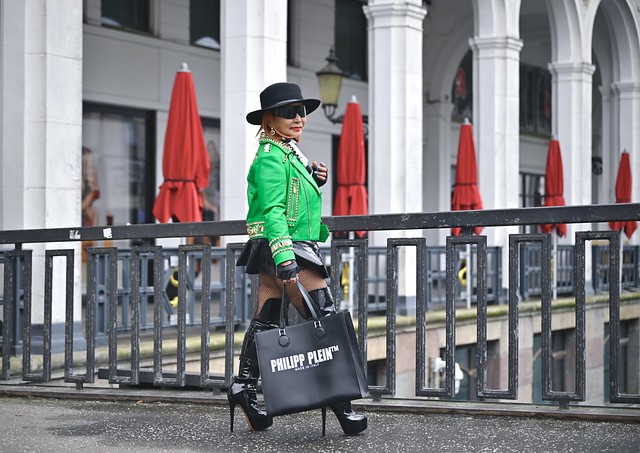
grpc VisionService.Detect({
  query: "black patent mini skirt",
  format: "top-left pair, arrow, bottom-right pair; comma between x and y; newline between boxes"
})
236,238 -> 328,278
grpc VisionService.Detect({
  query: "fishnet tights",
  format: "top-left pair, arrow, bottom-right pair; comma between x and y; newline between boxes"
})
256,269 -> 326,317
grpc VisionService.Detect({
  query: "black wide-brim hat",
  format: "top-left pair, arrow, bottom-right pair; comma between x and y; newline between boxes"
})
246,82 -> 321,125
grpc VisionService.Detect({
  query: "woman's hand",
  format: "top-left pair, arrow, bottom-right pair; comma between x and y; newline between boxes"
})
277,260 -> 299,285
312,161 -> 327,186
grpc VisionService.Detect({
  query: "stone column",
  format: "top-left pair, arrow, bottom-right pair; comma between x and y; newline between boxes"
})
596,86 -> 612,207
364,0 -> 426,217
611,82 -> 640,245
424,100 -> 454,245
364,0 -> 427,315
549,63 -> 595,212
470,37 -> 523,213
220,0 -> 288,224
1,1 -> 27,230
470,36 -> 522,300
549,62 -> 595,288
1,0 -> 84,352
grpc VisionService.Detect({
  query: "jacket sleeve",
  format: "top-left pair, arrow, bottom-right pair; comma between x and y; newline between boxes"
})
254,151 -> 295,266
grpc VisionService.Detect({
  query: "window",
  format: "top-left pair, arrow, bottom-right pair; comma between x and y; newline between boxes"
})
335,0 -> 368,81
519,172 -> 544,233
604,320 -> 639,400
451,50 -> 473,122
551,329 -> 570,393
520,64 -> 551,136
533,334 -> 542,403
201,119 -> 221,244
366,359 -> 387,387
101,0 -> 150,32
451,55 -> 551,132
452,344 -> 479,401
532,329 -> 573,403
190,0 -> 221,49
287,0 -> 297,66
82,104 -> 155,226
442,341 -> 501,401
520,172 -> 544,208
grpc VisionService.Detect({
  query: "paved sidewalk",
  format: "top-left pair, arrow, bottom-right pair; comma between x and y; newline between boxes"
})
0,392 -> 639,453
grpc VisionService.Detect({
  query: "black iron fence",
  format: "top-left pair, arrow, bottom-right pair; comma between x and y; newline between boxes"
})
520,244 -> 575,298
2,241 -> 637,350
89,247 -> 249,334
0,204 -> 639,408
593,245 -> 640,292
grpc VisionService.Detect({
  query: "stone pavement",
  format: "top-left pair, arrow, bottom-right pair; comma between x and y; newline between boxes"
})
0,386 -> 639,453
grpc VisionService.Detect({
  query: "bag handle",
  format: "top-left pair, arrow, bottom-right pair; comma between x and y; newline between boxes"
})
279,280 -> 323,329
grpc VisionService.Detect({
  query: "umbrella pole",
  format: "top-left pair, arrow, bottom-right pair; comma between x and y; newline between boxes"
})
619,232 -> 624,288
466,244 -> 472,310
553,234 -> 558,300
347,231 -> 355,317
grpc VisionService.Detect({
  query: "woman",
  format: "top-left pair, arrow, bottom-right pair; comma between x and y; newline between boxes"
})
228,82 -> 367,435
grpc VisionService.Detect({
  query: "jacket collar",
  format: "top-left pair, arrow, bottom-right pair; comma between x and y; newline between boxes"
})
288,151 -> 320,193
259,135 -> 320,194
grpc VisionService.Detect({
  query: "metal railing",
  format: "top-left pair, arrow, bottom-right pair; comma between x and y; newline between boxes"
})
593,245 -> 640,292
3,244 -> 506,349
90,247 -> 250,333
1,204 -> 639,408
520,244 -> 575,299
3,241 -> 636,353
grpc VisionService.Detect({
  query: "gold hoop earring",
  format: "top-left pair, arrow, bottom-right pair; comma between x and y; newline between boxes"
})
269,127 -> 276,136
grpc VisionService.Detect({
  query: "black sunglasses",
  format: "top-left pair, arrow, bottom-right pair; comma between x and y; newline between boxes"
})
273,104 -> 306,119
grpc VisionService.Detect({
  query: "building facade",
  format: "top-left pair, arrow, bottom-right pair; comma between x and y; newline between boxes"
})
0,0 -> 639,395
2,0 -> 638,235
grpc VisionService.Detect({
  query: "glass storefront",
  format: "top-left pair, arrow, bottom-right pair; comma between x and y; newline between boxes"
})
201,119 -> 221,224
82,104 -> 221,229
82,104 -> 155,227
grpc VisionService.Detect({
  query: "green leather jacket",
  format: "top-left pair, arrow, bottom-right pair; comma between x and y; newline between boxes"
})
245,134 -> 330,266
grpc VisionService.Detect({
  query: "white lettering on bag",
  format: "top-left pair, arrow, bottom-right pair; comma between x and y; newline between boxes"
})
269,345 -> 340,373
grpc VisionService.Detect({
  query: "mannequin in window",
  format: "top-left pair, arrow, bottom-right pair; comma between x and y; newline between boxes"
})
202,139 -> 221,245
82,146 -> 100,227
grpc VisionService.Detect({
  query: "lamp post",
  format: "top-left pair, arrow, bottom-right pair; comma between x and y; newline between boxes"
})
315,46 -> 346,124
316,47 -> 368,136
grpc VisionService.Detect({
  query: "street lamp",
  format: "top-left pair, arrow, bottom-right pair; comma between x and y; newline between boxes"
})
316,47 -> 369,137
315,46 -> 346,124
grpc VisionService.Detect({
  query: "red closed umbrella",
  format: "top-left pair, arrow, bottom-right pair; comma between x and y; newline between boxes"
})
540,139 -> 567,237
451,120 -> 483,236
153,65 -> 210,223
333,98 -> 368,237
609,151 -> 637,238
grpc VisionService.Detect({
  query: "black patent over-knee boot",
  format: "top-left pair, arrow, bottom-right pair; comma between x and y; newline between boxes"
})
309,288 -> 368,436
307,287 -> 336,317
228,299 -> 280,432
322,401 -> 367,436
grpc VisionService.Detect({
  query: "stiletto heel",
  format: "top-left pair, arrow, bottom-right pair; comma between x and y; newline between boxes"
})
229,401 -> 236,432
227,378 -> 273,432
330,402 -> 367,435
322,407 -> 327,436
227,300 -> 280,432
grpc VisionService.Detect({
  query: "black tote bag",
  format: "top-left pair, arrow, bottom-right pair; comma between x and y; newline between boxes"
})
255,281 -> 369,417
